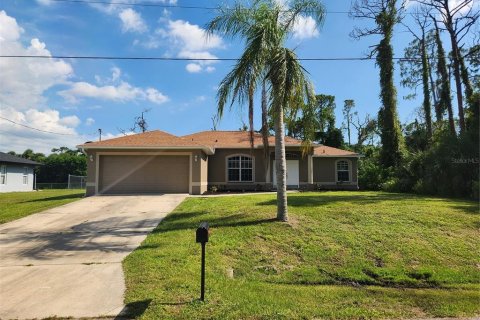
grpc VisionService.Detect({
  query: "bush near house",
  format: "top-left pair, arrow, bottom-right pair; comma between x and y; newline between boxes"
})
356,127 -> 479,200
7,147 -> 86,184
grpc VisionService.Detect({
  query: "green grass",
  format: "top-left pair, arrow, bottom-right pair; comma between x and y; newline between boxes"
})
123,191 -> 480,319
0,189 -> 85,224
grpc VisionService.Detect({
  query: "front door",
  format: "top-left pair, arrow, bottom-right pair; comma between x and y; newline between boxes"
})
273,160 -> 299,187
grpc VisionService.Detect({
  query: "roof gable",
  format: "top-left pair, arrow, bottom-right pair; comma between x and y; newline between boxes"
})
78,130 -> 212,152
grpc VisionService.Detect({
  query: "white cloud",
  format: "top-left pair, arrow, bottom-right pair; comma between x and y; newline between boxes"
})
0,11 -> 73,110
60,81 -> 169,105
0,10 -> 23,41
89,0 -> 177,31
119,8 -> 147,33
60,66 -> 168,104
145,88 -> 169,104
178,50 -> 218,60
446,0 -> 476,14
156,19 -> 224,73
137,35 -> 161,49
0,12 -> 82,154
292,16 -> 319,40
95,67 -> 122,85
36,0 -> 53,5
186,63 -> 202,73
180,51 -> 218,73
163,19 -> 223,51
195,95 -> 206,102
101,131 -> 136,140
58,115 -> 81,127
0,12 -> 172,153
406,0 -> 476,14
0,106 -> 81,154
111,67 -> 121,82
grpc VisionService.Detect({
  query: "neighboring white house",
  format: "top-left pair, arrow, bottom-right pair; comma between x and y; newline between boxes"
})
0,152 -> 41,193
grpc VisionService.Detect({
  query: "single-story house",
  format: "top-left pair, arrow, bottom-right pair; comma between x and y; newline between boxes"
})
78,130 -> 360,196
0,152 -> 41,193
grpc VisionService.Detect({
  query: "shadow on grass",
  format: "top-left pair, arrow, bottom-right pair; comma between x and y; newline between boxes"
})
256,192 -> 479,215
451,204 -> 479,215
116,299 -> 198,319
22,192 -> 84,203
156,300 -> 195,306
267,267 -> 442,289
115,299 -> 152,319
152,210 -> 278,234
256,193 -> 411,206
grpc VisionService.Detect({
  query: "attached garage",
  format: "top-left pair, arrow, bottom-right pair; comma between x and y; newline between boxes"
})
98,154 -> 190,194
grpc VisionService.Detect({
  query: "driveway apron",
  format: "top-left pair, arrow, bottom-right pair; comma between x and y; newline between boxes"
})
0,194 -> 187,319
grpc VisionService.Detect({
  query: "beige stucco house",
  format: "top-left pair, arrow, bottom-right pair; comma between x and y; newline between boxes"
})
78,130 -> 360,196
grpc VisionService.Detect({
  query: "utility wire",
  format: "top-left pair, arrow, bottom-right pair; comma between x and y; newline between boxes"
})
47,0 -> 440,15
0,116 -> 76,136
0,55 -> 423,61
48,0 -> 351,13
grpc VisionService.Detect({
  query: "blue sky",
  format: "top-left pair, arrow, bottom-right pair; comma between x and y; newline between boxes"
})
0,0 -> 476,153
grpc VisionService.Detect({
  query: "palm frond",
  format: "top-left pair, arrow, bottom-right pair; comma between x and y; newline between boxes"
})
281,0 -> 326,33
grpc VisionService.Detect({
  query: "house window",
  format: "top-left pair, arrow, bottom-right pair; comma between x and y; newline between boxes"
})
227,155 -> 253,182
0,165 -> 6,184
23,167 -> 28,185
336,160 -> 350,182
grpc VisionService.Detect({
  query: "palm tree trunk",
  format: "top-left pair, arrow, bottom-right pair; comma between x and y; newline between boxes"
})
248,82 -> 255,150
274,103 -> 288,222
261,81 -> 270,185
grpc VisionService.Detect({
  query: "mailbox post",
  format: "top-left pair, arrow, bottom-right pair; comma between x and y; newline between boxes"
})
196,222 -> 209,301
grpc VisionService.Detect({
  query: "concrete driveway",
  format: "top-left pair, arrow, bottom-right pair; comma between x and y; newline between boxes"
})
0,194 -> 187,320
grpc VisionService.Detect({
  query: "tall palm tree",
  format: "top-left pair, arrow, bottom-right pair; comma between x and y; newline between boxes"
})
207,0 -> 325,221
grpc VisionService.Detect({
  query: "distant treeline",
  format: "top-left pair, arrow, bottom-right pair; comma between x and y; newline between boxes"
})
7,147 -> 86,183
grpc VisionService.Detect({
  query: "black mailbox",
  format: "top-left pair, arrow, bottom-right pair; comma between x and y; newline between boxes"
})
196,222 -> 209,243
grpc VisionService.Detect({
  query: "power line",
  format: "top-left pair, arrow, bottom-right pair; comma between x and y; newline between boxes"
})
0,54 -> 423,61
48,0 -> 352,13
0,116 -> 76,136
52,0 -> 219,10
46,0 -> 437,16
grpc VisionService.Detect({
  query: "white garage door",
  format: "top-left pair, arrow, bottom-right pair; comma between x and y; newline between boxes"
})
98,155 -> 189,194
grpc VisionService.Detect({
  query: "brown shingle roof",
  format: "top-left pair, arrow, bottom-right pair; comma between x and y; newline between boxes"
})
182,130 -> 303,148
78,130 -> 212,152
78,129 -> 358,157
313,145 -> 359,157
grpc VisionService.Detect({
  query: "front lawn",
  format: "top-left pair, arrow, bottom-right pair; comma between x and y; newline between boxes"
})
0,189 -> 85,224
123,191 -> 480,319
